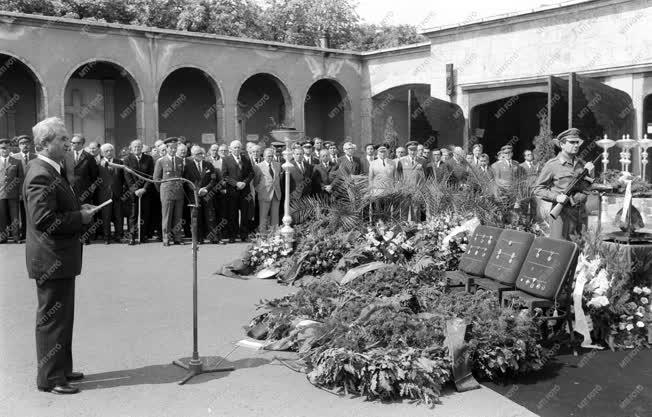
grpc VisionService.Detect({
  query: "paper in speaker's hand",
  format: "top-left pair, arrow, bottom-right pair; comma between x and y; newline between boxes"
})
90,199 -> 112,213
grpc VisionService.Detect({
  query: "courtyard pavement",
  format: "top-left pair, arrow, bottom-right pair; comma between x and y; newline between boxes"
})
0,242 -> 537,417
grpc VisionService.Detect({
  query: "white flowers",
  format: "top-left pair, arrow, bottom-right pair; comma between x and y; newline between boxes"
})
587,296 -> 609,308
636,321 -> 645,328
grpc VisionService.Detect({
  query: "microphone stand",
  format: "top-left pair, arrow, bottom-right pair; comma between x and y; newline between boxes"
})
109,161 -> 234,384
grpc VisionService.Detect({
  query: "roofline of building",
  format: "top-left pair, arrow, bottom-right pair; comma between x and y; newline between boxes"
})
358,42 -> 430,58
420,0 -> 633,38
0,11 -> 363,57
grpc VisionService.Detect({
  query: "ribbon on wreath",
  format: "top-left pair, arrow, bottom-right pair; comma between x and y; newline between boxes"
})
573,255 -> 604,349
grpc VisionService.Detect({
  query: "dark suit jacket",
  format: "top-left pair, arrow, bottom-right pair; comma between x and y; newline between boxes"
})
63,150 -> 99,203
360,156 -> 374,175
0,155 -> 24,199
97,158 -> 125,202
183,159 -> 219,202
312,162 -> 334,195
221,154 -> 254,195
289,160 -> 313,197
23,157 -> 83,280
123,153 -> 155,193
424,160 -> 450,181
334,155 -> 362,176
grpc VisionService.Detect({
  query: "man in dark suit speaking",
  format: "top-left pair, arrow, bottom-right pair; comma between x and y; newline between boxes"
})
23,117 -> 95,394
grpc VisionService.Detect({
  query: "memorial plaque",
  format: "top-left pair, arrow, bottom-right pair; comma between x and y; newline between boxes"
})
483,230 -> 535,285
515,237 -> 578,299
458,225 -> 503,276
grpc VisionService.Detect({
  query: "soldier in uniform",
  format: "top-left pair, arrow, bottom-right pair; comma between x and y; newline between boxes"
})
491,144 -> 524,195
533,128 -> 594,240
396,141 -> 425,220
0,138 -> 24,243
153,137 -> 186,246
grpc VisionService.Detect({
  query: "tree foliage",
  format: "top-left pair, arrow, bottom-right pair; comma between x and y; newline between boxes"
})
0,0 -> 424,50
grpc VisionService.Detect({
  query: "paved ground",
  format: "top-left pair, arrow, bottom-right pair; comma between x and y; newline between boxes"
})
0,242 -> 537,417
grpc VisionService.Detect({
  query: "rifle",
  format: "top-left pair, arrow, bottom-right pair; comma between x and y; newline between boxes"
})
549,154 -> 601,220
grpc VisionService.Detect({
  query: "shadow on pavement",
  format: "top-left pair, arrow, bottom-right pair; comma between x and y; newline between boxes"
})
75,357 -> 271,390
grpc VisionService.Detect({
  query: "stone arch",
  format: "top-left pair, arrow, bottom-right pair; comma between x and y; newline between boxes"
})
0,52 -> 47,137
469,92 -> 548,161
236,72 -> 294,144
372,84 -> 465,149
303,77 -> 352,145
157,66 -> 223,144
61,58 -> 144,149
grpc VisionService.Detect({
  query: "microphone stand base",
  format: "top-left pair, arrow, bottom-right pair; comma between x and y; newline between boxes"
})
173,356 -> 235,385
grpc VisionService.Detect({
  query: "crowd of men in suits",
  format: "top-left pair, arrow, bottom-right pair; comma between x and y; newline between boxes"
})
0,133 -> 542,245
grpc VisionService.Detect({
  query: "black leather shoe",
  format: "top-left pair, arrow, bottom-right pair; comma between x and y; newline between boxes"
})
66,371 -> 84,381
128,239 -> 136,245
39,383 -> 80,394
163,242 -> 169,247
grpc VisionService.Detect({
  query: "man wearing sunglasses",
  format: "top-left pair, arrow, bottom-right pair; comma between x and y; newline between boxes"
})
534,128 -> 594,240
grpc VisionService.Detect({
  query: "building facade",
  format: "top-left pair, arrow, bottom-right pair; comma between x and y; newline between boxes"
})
0,0 -> 650,165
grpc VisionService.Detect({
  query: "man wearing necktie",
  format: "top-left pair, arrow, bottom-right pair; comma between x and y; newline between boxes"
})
123,139 -> 155,245
360,143 -> 375,175
222,140 -> 254,243
491,144 -> 525,194
97,143 -> 124,244
12,135 -> 37,241
253,147 -> 282,231
153,137 -> 186,246
63,135 -> 99,212
333,141 -> 362,178
471,144 -> 483,166
520,149 -> 541,187
424,148 -> 450,181
0,138 -> 24,243
289,145 -> 313,201
311,149 -> 335,198
369,143 -> 396,199
182,145 -> 219,243
24,117 -> 96,395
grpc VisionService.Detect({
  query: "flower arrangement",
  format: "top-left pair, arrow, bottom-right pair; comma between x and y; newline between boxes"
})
362,221 -> 415,264
248,234 -> 293,269
412,215 -> 474,270
612,285 -> 651,348
248,266 -> 546,404
300,234 -> 351,277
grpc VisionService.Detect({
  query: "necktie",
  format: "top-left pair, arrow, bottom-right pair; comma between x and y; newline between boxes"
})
382,159 -> 385,167
299,162 -> 304,173
74,151 -> 79,163
268,163 -> 274,178
172,156 -> 176,172
197,161 -> 202,173
323,163 -> 328,170
235,156 -> 241,166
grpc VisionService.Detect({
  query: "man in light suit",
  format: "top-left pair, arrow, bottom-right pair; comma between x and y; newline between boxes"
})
183,145 -> 219,243
11,135 -> 36,241
221,140 -> 255,243
254,147 -> 282,231
491,144 -> 525,193
369,144 -> 396,198
24,117 -> 95,394
0,138 -> 24,243
153,137 -> 186,246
